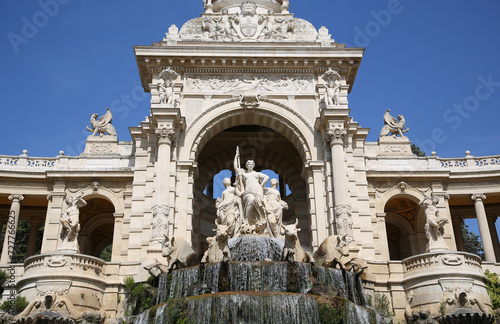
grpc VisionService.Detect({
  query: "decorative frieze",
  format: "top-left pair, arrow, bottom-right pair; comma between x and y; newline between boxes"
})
185,74 -> 314,94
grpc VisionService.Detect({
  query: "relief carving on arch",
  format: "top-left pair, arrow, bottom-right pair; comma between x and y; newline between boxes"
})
67,181 -> 126,199
373,181 -> 431,199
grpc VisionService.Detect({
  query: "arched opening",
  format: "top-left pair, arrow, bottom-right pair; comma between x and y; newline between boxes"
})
384,196 -> 426,260
192,124 -> 310,255
78,198 -> 115,260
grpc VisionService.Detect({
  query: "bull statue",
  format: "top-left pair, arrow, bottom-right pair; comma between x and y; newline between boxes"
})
142,258 -> 169,277
313,234 -> 350,269
162,235 -> 199,271
281,219 -> 314,263
201,221 -> 231,263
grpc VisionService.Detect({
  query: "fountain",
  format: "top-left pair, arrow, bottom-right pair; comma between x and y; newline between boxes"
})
135,149 -> 385,324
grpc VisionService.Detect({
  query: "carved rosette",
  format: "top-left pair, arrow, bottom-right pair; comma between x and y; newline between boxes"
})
152,204 -> 170,239
325,128 -> 346,147
334,204 -> 352,235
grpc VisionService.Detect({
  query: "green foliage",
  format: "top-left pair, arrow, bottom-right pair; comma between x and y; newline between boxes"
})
0,270 -> 7,295
461,221 -> 484,259
439,300 -> 447,316
0,296 -> 29,314
411,144 -> 426,157
484,270 -> 500,310
99,244 -> 112,262
374,293 -> 392,317
122,276 -> 158,316
318,302 -> 342,324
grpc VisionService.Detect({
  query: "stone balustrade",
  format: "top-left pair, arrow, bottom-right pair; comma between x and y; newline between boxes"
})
23,253 -> 106,282
440,155 -> 500,169
0,155 -> 56,170
402,252 -> 482,274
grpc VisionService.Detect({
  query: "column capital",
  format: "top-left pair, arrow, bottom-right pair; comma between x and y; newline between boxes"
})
9,194 -> 24,202
471,194 -> 486,202
156,127 -> 176,145
325,128 -> 346,146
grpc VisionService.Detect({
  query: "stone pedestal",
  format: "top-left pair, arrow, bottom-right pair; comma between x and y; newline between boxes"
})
82,135 -> 119,156
402,252 -> 493,323
426,239 -> 449,253
377,136 -> 413,156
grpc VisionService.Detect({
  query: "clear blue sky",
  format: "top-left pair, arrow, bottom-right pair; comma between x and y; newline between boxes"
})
0,0 -> 498,249
1,1 -> 499,158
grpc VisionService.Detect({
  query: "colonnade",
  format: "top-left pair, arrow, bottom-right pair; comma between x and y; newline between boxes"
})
0,194 -> 44,264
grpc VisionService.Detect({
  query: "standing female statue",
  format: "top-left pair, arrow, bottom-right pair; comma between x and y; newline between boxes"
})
234,147 -> 270,235
264,178 -> 288,239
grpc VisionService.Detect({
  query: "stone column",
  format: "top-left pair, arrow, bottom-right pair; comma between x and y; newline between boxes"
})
25,218 -> 42,258
452,218 -> 465,252
112,213 -> 124,262
150,127 -> 175,249
471,194 -> 495,262
0,195 -> 24,264
487,217 -> 500,262
326,128 -> 352,236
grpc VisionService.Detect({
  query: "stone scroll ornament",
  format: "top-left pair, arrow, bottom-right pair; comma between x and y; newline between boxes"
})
86,108 -> 117,137
158,67 -> 178,105
58,193 -> 86,253
379,109 -> 409,139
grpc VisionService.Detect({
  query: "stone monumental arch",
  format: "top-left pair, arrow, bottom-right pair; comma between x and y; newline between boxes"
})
0,0 -> 499,323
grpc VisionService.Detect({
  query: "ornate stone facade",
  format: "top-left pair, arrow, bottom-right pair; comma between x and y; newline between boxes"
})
0,1 -> 498,323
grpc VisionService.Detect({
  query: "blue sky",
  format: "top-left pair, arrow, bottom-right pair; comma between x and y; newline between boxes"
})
0,0 -> 498,248
1,1 -> 499,158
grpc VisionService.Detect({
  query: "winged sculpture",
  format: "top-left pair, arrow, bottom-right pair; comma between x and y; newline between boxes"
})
379,109 -> 409,139
86,108 -> 117,137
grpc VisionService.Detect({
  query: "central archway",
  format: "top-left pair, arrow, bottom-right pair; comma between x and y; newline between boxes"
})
179,101 -> 321,254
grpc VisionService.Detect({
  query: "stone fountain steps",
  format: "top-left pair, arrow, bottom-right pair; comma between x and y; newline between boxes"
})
157,261 -> 364,304
138,292 -> 383,324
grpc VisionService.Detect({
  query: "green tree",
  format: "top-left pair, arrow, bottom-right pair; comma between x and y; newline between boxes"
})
484,270 -> 500,310
461,221 -> 484,259
0,296 -> 29,314
0,221 -> 44,263
411,144 -> 426,157
99,244 -> 112,262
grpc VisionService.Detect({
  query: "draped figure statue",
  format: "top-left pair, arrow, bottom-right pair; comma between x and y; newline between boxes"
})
234,147 -> 270,236
264,178 -> 288,239
215,178 -> 242,237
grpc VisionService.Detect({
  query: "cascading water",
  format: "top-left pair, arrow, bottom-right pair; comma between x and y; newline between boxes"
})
202,262 -> 221,293
134,310 -> 149,324
229,261 -> 287,292
154,304 -> 167,324
315,266 -> 347,296
228,236 -> 284,261
178,292 -> 320,324
135,236 -> 386,324
294,262 -> 313,293
156,275 -> 169,305
168,266 -> 199,299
